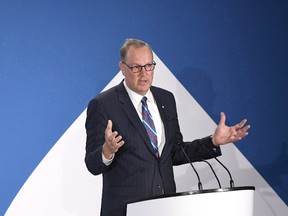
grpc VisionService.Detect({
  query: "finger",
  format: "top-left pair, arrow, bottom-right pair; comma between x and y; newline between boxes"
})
109,139 -> 125,153
114,134 -> 123,143
106,120 -> 112,130
233,127 -> 250,140
232,135 -> 246,142
116,140 -> 125,148
232,120 -> 247,133
243,124 -> 251,131
237,124 -> 250,134
107,131 -> 119,142
218,112 -> 226,126
236,119 -> 248,129
105,120 -> 113,137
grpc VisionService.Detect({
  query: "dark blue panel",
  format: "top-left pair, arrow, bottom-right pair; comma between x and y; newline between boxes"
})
0,0 -> 287,214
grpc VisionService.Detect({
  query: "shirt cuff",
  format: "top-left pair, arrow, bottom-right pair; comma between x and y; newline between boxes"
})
102,153 -> 114,166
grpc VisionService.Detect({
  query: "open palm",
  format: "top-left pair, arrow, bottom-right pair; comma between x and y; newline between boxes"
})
212,112 -> 250,146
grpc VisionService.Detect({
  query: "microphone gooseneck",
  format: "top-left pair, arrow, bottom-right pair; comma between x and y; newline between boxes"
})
214,157 -> 235,188
201,160 -> 221,189
178,142 -> 203,190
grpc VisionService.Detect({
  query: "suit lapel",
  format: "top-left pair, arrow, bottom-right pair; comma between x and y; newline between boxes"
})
151,87 -> 170,157
152,90 -> 168,130
116,82 -> 156,156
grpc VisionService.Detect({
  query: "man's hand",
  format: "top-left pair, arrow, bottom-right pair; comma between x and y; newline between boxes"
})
212,112 -> 250,146
102,120 -> 125,159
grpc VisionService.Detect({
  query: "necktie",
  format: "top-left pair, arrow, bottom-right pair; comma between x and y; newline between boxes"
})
141,96 -> 159,158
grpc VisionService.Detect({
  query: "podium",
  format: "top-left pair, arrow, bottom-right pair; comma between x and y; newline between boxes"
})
126,186 -> 255,216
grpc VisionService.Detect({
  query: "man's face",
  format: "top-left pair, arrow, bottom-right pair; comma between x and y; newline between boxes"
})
120,46 -> 154,96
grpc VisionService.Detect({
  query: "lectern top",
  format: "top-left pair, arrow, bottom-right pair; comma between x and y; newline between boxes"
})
127,186 -> 255,205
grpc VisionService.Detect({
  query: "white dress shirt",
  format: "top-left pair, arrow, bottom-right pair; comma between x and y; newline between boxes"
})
102,81 -> 166,165
123,81 -> 166,155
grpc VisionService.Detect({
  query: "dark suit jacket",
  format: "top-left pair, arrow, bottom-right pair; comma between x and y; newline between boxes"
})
85,81 -> 221,216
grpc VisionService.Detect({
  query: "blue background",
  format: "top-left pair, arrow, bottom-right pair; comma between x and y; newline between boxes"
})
1,0 -> 287,214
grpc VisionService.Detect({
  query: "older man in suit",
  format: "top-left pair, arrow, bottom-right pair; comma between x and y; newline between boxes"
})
85,38 -> 250,216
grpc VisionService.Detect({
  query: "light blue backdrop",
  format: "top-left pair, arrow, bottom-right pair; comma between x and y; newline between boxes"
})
1,0 -> 287,214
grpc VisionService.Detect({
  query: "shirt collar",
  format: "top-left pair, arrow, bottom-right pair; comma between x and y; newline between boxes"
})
123,80 -> 155,106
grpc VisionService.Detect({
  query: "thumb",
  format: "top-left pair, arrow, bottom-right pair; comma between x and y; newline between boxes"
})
106,120 -> 113,132
218,112 -> 226,126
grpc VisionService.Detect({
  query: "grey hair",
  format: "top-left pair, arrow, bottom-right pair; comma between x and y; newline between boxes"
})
120,38 -> 153,62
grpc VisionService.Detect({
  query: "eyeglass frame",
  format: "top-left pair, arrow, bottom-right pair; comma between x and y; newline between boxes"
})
121,61 -> 156,73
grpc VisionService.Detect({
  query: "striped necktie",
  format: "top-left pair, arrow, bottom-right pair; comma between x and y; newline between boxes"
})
141,96 -> 159,158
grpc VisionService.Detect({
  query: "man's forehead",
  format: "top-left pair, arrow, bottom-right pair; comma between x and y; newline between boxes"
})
126,46 -> 153,60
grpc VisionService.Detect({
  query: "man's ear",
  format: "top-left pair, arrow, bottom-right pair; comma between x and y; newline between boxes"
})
119,62 -> 125,76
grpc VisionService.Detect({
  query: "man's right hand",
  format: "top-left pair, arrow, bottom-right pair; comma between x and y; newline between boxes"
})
102,120 -> 125,159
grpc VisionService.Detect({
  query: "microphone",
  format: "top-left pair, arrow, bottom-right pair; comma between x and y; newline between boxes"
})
177,142 -> 203,190
200,160 -> 221,189
214,157 -> 235,188
205,136 -> 235,188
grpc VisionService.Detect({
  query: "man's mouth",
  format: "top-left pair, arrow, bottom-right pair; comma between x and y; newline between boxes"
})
139,79 -> 148,85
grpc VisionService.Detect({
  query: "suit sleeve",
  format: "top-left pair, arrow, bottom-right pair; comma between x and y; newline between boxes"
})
172,135 -> 222,166
85,98 -> 109,175
163,92 -> 221,165
186,136 -> 221,160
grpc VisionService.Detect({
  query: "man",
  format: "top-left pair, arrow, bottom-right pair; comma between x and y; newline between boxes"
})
85,38 -> 250,216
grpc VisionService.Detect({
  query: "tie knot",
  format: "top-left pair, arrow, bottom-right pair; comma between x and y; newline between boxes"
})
141,96 -> 148,105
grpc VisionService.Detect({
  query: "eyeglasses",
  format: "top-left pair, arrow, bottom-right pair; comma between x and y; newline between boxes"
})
122,61 -> 156,73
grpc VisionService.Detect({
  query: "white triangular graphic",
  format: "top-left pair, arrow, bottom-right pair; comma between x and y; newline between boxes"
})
5,53 -> 288,216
